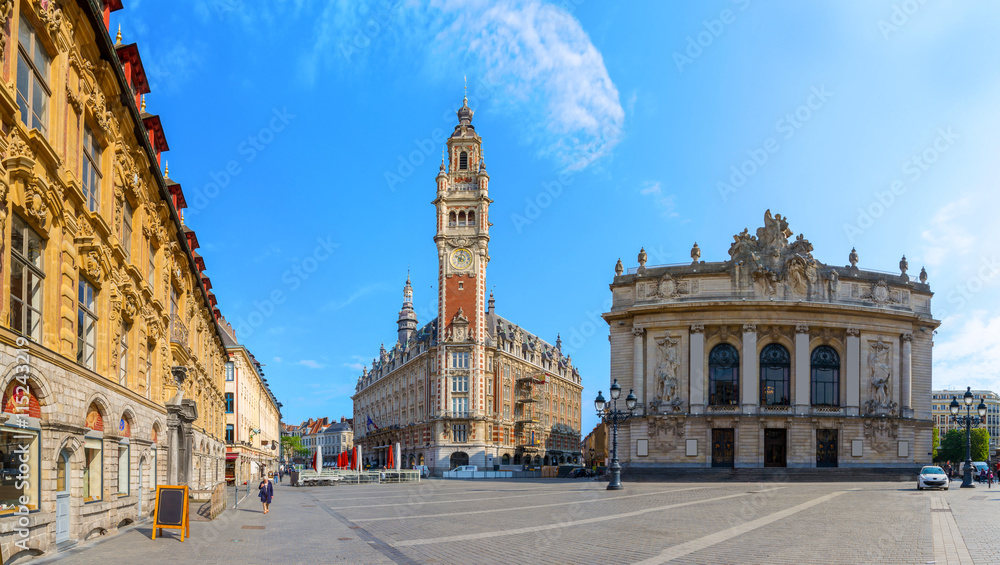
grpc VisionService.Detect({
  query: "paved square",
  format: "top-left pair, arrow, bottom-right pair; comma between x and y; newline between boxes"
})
38,478 -> 1000,564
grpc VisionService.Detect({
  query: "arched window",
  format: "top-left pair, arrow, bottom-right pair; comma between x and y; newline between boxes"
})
459,151 -> 468,170
760,344 -> 790,406
458,211 -> 466,226
811,346 -> 840,406
708,344 -> 739,405
467,211 -> 475,226
449,211 -> 456,227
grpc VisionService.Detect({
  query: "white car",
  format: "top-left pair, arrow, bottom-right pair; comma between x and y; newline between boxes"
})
917,465 -> 949,490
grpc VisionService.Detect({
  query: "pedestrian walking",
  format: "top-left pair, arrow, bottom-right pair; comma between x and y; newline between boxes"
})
259,473 -> 274,514
988,471 -> 994,489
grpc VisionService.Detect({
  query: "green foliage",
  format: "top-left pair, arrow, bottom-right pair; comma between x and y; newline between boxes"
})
281,435 -> 310,457
971,427 -> 990,462
931,427 -> 939,461
937,429 -> 965,463
936,427 -> 991,463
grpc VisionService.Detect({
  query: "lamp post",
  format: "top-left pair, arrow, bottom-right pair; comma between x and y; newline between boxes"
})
950,387 -> 987,488
594,379 -> 637,490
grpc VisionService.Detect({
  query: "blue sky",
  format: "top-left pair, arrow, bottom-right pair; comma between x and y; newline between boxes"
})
113,1 -> 1000,434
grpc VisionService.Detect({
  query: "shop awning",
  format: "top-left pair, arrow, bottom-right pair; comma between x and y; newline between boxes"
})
226,453 -> 239,461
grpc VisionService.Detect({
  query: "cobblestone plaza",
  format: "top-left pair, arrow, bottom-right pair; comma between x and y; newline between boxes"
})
40,478 -> 999,565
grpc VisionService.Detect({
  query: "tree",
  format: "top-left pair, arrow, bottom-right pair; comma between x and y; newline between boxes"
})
937,429 -> 965,464
281,435 -> 310,462
931,427 -> 939,461
937,427 -> 991,464
971,428 -> 990,462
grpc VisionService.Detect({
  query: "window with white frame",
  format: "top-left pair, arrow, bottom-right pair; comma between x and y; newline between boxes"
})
453,424 -> 467,442
82,126 -> 101,212
10,215 -> 44,341
145,343 -> 153,399
118,440 -> 130,495
119,321 -> 130,387
452,375 -> 469,393
77,280 -> 97,370
452,397 -> 468,416
451,351 -> 469,369
122,200 -> 133,261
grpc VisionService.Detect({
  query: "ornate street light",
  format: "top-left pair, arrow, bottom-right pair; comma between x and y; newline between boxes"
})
950,387 -> 988,488
594,379 -> 636,490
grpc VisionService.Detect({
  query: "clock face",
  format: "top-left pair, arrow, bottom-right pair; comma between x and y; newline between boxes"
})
450,248 -> 473,270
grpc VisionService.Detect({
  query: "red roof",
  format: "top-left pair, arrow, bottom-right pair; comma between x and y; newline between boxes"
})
114,43 -> 151,96
141,113 -> 170,153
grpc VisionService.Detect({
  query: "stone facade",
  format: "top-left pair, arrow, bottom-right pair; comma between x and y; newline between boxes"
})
604,211 -> 940,469
353,99 -> 583,474
931,389 -> 1000,453
221,320 -> 281,483
0,2 -> 228,561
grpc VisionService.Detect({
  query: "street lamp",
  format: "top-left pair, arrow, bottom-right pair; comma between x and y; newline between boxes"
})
950,387 -> 988,488
594,379 -> 637,490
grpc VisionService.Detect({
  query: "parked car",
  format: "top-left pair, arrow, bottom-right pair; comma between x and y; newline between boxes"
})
961,461 -> 988,480
452,465 -> 477,472
917,465 -> 949,490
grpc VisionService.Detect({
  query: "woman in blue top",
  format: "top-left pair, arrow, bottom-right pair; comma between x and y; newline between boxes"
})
259,473 -> 274,514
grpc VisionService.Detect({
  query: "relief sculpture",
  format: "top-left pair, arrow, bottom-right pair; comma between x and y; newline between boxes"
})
651,335 -> 683,413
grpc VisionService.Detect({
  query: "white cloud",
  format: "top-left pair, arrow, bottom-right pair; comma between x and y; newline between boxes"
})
343,362 -> 366,371
298,359 -> 326,369
273,356 -> 283,363
323,284 -> 385,311
921,196 -> 975,269
639,181 -> 678,218
933,311 -> 1000,393
302,0 -> 624,170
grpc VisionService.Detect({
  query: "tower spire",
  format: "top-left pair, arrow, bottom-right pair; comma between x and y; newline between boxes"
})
397,273 -> 418,345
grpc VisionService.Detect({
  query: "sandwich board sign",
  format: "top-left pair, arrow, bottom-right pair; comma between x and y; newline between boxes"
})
152,485 -> 189,541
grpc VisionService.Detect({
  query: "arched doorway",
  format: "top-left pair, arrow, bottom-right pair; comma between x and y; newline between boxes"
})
533,455 -> 541,466
543,455 -> 550,466
501,454 -> 511,465
418,453 -> 425,465
56,450 -> 70,544
449,452 -> 469,469
513,454 -> 521,465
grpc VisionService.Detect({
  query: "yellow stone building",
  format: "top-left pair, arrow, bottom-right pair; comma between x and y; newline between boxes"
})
221,319 -> 282,482
604,211 -> 940,472
0,0 -> 229,558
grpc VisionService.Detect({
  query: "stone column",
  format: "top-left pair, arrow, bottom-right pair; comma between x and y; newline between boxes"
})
167,410 -> 180,485
794,324 -> 810,415
741,324 -> 757,414
846,328 -> 861,416
689,325 -> 705,414
900,333 -> 913,418
632,326 -> 645,415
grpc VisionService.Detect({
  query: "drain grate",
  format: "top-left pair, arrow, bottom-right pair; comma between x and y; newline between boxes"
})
242,525 -> 266,530
301,504 -> 317,507
349,526 -> 361,529
337,537 -> 352,541
931,508 -> 952,513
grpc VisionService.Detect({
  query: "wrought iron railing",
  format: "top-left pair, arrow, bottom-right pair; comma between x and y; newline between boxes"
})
169,314 -> 189,345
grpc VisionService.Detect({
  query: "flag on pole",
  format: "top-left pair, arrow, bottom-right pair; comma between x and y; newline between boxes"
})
367,415 -> 378,431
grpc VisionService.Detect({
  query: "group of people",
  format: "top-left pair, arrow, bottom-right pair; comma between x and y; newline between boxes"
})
941,461 -> 997,487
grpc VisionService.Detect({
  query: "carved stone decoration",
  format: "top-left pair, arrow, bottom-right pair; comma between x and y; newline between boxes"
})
690,242 -> 701,264
0,0 -> 12,58
632,326 -> 645,338
919,267 -> 927,284
859,279 -> 900,306
84,251 -> 101,281
899,255 -> 909,282
6,130 -> 33,161
742,323 -> 757,334
863,416 -> 898,454
647,416 -> 685,453
865,336 -> 898,415
87,89 -> 112,133
652,335 -> 681,410
828,269 -> 840,297
690,324 -> 704,334
614,258 -> 623,276
795,323 -> 809,334
25,182 -> 48,225
846,327 -> 860,337
727,210 -> 819,298
35,0 -> 65,49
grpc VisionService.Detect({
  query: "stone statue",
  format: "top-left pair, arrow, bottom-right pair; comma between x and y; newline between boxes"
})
654,335 -> 680,408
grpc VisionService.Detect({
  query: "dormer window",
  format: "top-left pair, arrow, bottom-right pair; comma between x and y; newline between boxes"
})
459,151 -> 468,170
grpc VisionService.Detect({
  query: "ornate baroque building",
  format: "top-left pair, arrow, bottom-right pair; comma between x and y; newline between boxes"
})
221,319 -> 281,483
353,98 -> 583,474
0,1 -> 231,559
604,211 -> 940,470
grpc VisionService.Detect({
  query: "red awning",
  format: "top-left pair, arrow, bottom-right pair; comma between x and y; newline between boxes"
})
226,453 -> 239,461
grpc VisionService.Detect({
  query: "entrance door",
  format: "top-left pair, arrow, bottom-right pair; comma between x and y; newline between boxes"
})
816,429 -> 838,468
138,457 -> 144,515
711,428 -> 735,468
764,429 -> 787,468
449,452 -> 469,469
56,451 -> 70,544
